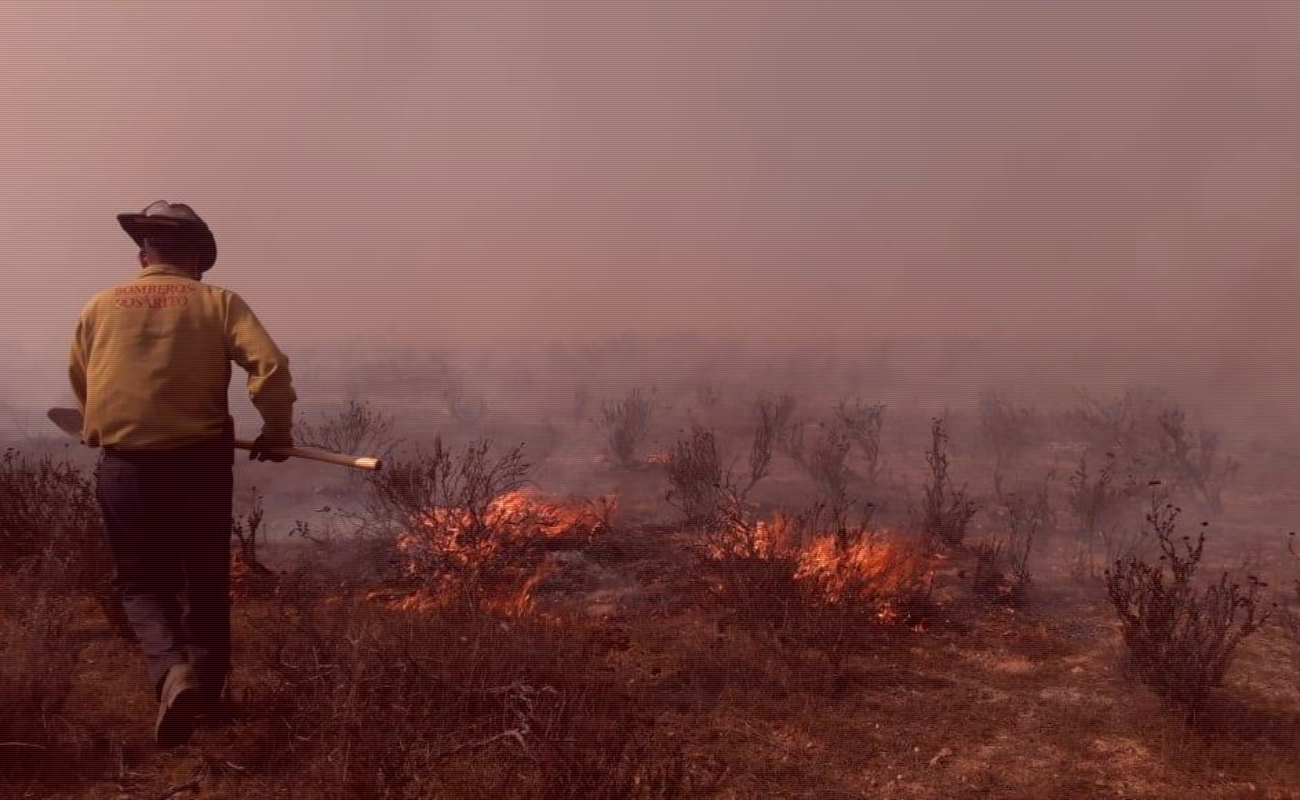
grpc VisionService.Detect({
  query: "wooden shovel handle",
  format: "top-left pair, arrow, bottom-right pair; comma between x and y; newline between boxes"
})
234,439 -> 382,471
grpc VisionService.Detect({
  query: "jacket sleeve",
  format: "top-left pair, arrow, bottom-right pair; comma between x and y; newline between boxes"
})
68,309 -> 90,415
224,292 -> 297,444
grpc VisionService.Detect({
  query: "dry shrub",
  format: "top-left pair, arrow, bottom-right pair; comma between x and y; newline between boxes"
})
362,440 -> 612,608
443,377 -> 489,425
1155,408 -> 1240,514
295,396 -> 396,460
974,481 -> 1049,604
665,404 -> 777,527
786,419 -> 853,505
363,437 -> 531,582
0,449 -> 125,636
702,501 -> 932,664
231,488 -> 279,594
0,448 -> 109,592
834,399 -> 886,486
664,426 -> 724,525
236,579 -> 722,799
1068,387 -> 1168,456
920,417 -> 978,547
0,589 -> 83,785
977,473 -> 1050,603
599,388 -> 654,465
1105,499 -> 1269,714
978,390 -> 1039,481
1064,453 -> 1164,581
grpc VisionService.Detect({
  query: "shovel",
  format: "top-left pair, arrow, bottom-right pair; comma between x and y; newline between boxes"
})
47,408 -> 382,471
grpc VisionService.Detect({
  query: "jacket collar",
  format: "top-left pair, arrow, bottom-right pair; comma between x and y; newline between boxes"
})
138,263 -> 199,280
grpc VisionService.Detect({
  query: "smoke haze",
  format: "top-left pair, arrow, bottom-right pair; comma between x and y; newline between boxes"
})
3,1 -> 1299,413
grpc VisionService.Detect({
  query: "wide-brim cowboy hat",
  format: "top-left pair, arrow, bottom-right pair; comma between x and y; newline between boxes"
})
117,200 -> 218,272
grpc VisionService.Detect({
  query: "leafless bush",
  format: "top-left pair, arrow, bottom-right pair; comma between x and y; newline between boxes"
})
1097,519 -> 1155,573
975,485 -> 1049,604
667,399 -> 782,528
442,376 -> 489,425
1155,408 -> 1240,514
747,394 -> 788,492
1065,453 -> 1148,578
787,420 -> 853,507
295,396 -> 396,460
834,399 -> 886,486
598,388 -> 654,465
1069,388 -> 1167,454
920,417 -> 979,548
363,437 -> 531,585
1105,498 -> 1270,714
970,538 -> 1006,597
1068,452 -> 1126,542
979,390 -> 1039,481
694,382 -> 722,412
664,426 -> 724,525
231,487 -> 279,593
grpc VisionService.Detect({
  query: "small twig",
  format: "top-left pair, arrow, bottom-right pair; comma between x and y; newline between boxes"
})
432,728 -> 532,760
157,779 -> 201,799
0,741 -> 47,749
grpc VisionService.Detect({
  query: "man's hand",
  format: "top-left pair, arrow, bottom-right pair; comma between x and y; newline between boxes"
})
249,434 -> 291,463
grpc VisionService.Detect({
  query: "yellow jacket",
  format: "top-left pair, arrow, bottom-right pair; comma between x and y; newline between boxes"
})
69,264 -> 297,451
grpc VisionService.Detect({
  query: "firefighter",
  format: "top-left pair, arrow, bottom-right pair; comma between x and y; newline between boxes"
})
68,200 -> 298,747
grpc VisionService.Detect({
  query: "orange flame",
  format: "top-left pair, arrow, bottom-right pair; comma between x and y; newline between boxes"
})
384,489 -> 615,613
707,511 -> 933,620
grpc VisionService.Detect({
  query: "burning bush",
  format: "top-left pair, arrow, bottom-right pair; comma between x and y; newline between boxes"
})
1105,499 -> 1269,714
364,437 -> 530,581
703,500 -> 933,655
364,438 -> 613,607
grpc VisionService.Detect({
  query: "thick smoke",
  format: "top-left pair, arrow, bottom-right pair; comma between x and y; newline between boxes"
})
2,1 -> 1298,415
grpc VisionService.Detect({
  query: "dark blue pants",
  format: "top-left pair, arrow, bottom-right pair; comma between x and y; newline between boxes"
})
96,434 -> 234,697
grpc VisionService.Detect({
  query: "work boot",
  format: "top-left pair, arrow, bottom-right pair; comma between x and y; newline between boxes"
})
155,664 -> 204,748
195,676 -> 237,728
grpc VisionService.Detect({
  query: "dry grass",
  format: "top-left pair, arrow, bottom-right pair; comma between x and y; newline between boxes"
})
2,394 -> 1298,800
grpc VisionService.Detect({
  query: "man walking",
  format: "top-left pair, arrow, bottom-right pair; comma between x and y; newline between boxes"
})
69,200 -> 297,747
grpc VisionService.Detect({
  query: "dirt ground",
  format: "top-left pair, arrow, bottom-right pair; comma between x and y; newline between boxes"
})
5,512 -> 1298,800
4,388 -> 1300,799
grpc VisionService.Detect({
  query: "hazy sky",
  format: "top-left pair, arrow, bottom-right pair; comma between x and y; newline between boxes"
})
3,1 -> 1300,377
